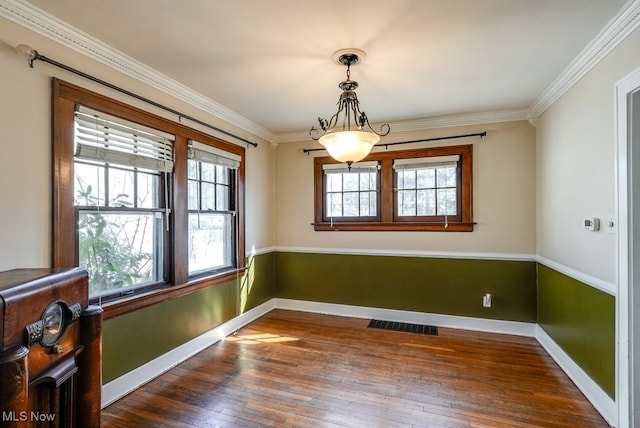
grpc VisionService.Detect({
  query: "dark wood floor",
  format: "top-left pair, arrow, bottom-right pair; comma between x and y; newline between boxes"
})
101,309 -> 608,427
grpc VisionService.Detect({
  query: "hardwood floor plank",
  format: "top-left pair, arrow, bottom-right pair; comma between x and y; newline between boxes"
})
101,310 -> 608,427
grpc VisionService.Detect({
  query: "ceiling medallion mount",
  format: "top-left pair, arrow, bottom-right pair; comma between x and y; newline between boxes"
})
331,48 -> 366,66
310,49 -> 390,167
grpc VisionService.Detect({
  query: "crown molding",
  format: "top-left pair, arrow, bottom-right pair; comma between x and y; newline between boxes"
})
528,0 -> 640,118
0,0 -> 277,142
386,109 -> 530,132
275,109 -> 530,143
4,0 -> 637,142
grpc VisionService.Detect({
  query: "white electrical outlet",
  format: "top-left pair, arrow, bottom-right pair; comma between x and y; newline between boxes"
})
483,294 -> 492,308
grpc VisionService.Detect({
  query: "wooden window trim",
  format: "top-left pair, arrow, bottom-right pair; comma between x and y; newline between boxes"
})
313,145 -> 473,232
52,78 -> 246,319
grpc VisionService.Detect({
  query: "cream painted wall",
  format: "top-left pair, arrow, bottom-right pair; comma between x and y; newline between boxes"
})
536,27 -> 640,284
0,17 -> 275,271
274,121 -> 536,255
245,140 -> 276,254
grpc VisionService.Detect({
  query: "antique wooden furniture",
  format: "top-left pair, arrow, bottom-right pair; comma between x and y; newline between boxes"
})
0,268 -> 102,427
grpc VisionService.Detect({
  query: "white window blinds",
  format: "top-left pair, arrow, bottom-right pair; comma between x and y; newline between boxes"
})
188,140 -> 241,169
74,106 -> 175,172
393,155 -> 459,170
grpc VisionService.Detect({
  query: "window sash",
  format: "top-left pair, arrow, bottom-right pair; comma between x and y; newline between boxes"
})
188,161 -> 234,212
77,208 -> 166,299
188,212 -> 234,276
187,153 -> 236,277
323,166 -> 379,221
395,163 -> 459,218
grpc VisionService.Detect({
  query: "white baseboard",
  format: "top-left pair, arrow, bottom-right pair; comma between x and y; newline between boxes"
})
535,325 -> 616,427
101,299 -> 276,408
274,298 -> 536,337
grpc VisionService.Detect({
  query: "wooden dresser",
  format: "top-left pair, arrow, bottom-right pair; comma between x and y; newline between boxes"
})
0,268 -> 102,427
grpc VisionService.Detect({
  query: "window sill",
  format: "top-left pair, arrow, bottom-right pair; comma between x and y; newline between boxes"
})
99,268 -> 246,320
312,222 -> 475,232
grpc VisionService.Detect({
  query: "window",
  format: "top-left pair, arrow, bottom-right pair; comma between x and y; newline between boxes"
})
53,79 -> 245,315
74,107 -> 173,299
323,162 -> 379,221
394,155 -> 459,220
187,141 -> 239,276
314,145 -> 473,231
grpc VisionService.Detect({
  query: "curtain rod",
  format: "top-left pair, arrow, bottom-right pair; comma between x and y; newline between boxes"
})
302,131 -> 487,154
18,45 -> 258,148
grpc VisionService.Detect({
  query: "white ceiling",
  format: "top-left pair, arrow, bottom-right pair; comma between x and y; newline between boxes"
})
22,0 -> 630,138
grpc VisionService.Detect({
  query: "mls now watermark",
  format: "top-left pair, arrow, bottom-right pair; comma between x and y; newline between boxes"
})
2,411 -> 56,422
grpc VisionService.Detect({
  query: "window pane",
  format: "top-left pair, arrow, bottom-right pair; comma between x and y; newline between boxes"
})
326,192 -> 342,217
343,192 -> 360,216
417,189 -> 436,215
216,165 -> 228,184
108,168 -> 135,207
402,170 -> 416,189
187,159 -> 198,180
360,192 -> 371,216
216,184 -> 229,211
343,174 -> 359,191
201,182 -> 216,210
137,171 -> 159,208
327,174 -> 342,192
417,169 -> 435,188
360,173 -> 371,191
187,180 -> 198,210
397,170 -> 405,189
369,191 -> 377,215
188,213 -> 232,274
437,188 -> 457,215
201,162 -> 216,182
398,190 -> 416,216
437,166 -> 456,187
75,163 -> 105,206
78,211 -> 163,299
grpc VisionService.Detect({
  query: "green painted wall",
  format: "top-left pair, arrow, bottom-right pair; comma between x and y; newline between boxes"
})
103,251 -> 616,402
102,252 -> 274,383
274,252 -> 537,322
241,251 -> 275,312
537,264 -> 615,398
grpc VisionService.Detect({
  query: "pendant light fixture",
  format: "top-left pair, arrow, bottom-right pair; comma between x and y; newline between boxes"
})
310,49 -> 390,167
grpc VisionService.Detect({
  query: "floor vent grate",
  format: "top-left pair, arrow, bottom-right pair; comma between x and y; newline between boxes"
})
367,319 -> 438,336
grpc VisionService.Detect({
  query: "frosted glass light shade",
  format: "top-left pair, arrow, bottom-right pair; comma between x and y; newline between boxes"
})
318,131 -> 379,164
